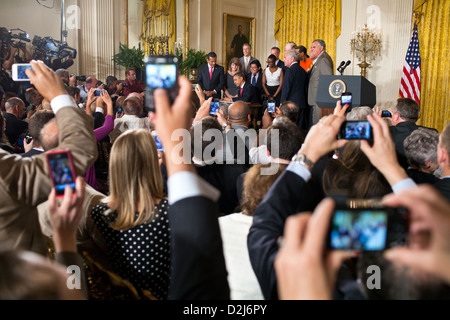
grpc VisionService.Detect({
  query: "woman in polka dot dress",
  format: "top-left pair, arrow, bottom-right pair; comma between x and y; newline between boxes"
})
91,129 -> 170,300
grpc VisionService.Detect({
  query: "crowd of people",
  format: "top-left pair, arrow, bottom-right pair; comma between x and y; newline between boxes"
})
0,36 -> 449,303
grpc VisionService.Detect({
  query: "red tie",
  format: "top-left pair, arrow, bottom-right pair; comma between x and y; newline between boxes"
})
240,87 -> 243,96
210,67 -> 213,80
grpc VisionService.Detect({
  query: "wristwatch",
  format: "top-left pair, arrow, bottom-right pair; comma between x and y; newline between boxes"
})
222,122 -> 230,130
291,153 -> 315,171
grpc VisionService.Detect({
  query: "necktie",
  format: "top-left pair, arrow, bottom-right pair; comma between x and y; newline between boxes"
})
240,87 -> 243,96
210,67 -> 213,80
245,58 -> 249,72
252,75 -> 256,86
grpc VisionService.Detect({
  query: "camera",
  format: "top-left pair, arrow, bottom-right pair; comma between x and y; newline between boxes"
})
122,82 -> 129,88
338,121 -> 373,140
0,27 -> 30,60
145,55 -> 178,113
327,205 -> 409,251
32,35 -> 77,61
381,110 -> 392,118
71,74 -> 86,82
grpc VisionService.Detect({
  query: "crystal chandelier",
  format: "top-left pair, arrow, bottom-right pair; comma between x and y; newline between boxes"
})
350,25 -> 382,78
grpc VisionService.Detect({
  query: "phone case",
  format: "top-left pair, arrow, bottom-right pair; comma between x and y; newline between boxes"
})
46,150 -> 77,197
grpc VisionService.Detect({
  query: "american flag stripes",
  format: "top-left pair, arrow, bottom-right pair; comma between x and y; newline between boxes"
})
399,23 -> 421,105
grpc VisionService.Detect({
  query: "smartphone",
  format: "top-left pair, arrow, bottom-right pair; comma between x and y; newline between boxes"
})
12,63 -> 32,81
117,107 -> 123,115
381,110 -> 392,118
46,150 -> 77,197
94,89 -> 102,97
210,100 -> 220,116
152,131 -> 164,152
340,92 -> 352,111
145,55 -> 178,113
338,121 -> 373,140
267,101 -> 276,114
327,207 -> 408,251
193,84 -> 199,91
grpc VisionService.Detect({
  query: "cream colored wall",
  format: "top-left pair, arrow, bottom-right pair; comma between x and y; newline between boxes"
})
336,0 -> 414,108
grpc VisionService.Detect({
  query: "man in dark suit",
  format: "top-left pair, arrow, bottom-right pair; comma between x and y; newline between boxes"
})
387,98 -> 438,170
271,47 -> 285,69
240,43 -> 256,75
197,52 -> 225,100
3,97 -> 28,148
222,72 -> 257,104
246,60 -> 263,104
435,122 -> 450,201
308,39 -> 334,128
20,111 -> 55,158
280,50 -> 309,131
230,25 -> 248,59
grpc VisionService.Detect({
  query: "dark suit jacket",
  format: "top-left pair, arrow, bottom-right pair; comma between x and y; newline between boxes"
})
280,62 -> 309,109
168,196 -> 230,300
233,82 -> 258,104
434,178 -> 450,202
20,148 -> 44,158
246,71 -> 263,104
276,60 -> 285,69
247,158 -> 365,300
4,113 -> 28,146
390,122 -> 438,170
197,64 -> 225,100
240,56 -> 256,75
93,112 -> 105,130
407,168 -> 439,185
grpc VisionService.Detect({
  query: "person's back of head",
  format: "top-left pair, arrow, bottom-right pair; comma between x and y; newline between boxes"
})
285,50 -> 299,62
28,111 -> 55,148
404,128 -> 439,173
323,141 -> 391,199
123,97 -> 141,116
190,116 -> 223,162
5,97 -> 24,113
395,98 -> 420,123
0,249 -> 83,300
346,107 -> 373,121
24,89 -> 37,106
116,96 -> 126,109
66,86 -> 80,99
240,163 -> 286,216
228,101 -> 251,127
267,118 -> 304,162
279,101 -> 299,124
40,118 -> 59,151
105,129 -> 164,230
438,122 -> 450,174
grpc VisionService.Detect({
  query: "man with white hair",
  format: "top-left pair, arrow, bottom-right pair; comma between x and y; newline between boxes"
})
280,50 -> 308,131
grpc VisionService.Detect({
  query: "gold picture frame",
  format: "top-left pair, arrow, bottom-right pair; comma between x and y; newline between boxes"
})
223,13 -> 256,69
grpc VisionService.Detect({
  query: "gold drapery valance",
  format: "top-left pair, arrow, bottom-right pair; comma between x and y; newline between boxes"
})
274,0 -> 341,63
141,0 -> 176,55
413,0 -> 449,132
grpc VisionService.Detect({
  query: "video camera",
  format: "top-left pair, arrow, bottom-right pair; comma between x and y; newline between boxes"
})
32,35 -> 77,60
0,27 -> 31,59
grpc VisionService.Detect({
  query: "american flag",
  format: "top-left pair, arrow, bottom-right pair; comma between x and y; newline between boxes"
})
399,23 -> 421,105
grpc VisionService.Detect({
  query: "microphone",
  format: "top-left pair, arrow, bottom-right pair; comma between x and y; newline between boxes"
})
337,61 -> 346,73
342,60 -> 351,72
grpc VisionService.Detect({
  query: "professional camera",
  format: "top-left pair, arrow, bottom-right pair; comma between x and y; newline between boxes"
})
0,27 -> 31,59
32,35 -> 77,60
70,74 -> 86,82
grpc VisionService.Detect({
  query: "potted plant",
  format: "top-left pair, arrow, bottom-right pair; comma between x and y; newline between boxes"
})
112,43 -> 145,79
181,48 -> 207,81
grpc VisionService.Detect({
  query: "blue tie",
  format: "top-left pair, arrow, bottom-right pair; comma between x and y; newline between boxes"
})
252,75 -> 256,86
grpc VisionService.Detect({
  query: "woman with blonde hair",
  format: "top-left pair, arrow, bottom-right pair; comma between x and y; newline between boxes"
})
91,128 -> 170,300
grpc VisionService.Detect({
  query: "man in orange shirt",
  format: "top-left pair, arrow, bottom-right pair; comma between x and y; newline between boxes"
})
295,45 -> 313,72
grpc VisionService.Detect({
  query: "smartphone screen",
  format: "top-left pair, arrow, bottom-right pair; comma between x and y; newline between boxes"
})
94,89 -> 102,97
12,64 -> 32,81
382,110 -> 392,118
341,93 -> 352,106
46,150 -> 76,197
328,209 -> 388,251
268,101 -> 276,113
339,121 -> 373,140
145,56 -> 178,113
152,132 -> 164,152
210,101 -> 220,116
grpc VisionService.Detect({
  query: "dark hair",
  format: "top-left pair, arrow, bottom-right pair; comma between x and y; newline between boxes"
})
66,86 -> 80,98
279,101 -> 299,123
234,72 -> 245,79
396,98 -> 420,122
207,52 -> 217,59
271,47 -> 280,53
190,117 -> 223,161
250,60 -> 261,69
267,54 -> 277,62
24,89 -> 36,105
106,76 -> 118,86
297,45 -> 308,54
126,68 -> 136,76
123,97 -> 141,115
228,57 -> 242,72
28,111 -> 56,147
243,43 -> 251,49
267,118 -> 304,161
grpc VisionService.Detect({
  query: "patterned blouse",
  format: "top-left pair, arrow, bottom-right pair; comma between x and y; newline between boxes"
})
91,199 -> 171,300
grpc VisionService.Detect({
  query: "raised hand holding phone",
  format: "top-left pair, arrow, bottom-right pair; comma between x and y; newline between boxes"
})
46,150 -> 77,198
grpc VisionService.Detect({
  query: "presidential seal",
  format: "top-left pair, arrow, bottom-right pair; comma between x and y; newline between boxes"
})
329,79 -> 346,99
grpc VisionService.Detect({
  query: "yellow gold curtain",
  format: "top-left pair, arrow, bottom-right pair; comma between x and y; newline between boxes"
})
141,0 -> 176,55
274,0 -> 341,63
414,0 -> 450,132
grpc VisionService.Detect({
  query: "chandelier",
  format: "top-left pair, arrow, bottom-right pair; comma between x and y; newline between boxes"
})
142,1 -> 171,56
350,24 -> 382,78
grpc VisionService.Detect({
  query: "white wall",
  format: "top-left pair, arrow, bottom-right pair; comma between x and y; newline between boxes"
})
336,0 -> 414,108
